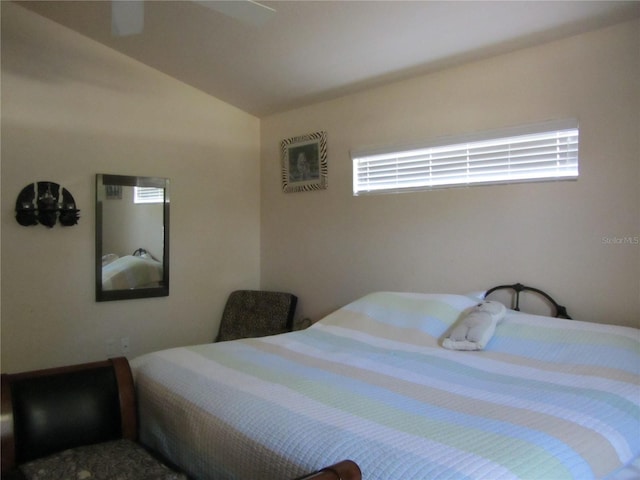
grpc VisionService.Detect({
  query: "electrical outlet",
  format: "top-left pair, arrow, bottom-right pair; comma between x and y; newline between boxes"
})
120,336 -> 130,354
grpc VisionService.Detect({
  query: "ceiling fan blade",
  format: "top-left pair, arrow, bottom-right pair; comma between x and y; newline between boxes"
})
195,1 -> 276,26
112,1 -> 144,36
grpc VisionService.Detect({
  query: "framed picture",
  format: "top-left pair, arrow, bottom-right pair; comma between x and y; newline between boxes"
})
105,185 -> 122,200
281,131 -> 327,193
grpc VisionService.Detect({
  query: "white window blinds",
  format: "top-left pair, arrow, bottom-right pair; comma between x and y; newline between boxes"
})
134,186 -> 164,204
352,119 -> 579,195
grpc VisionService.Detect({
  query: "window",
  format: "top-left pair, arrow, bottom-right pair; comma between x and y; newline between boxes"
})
352,119 -> 579,196
134,186 -> 164,204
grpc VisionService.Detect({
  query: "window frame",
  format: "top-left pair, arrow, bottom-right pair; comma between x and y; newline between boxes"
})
134,186 -> 165,204
351,119 -> 579,196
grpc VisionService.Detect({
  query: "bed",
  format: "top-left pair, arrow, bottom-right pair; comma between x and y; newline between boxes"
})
102,253 -> 163,290
131,291 -> 639,479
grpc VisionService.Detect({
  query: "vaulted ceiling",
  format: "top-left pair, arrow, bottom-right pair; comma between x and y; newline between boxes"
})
17,1 -> 640,117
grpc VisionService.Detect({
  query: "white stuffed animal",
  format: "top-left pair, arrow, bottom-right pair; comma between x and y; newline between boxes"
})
443,301 -> 506,351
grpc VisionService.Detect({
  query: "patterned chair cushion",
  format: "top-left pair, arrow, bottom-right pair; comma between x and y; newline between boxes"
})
19,439 -> 186,480
216,290 -> 297,342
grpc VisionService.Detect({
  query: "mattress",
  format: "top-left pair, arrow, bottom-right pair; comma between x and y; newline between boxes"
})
102,255 -> 163,290
132,292 -> 640,479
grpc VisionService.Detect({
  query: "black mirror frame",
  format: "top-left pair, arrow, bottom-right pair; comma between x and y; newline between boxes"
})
95,174 -> 170,302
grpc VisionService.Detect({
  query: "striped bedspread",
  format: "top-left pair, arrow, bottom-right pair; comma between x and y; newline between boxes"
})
132,292 -> 640,480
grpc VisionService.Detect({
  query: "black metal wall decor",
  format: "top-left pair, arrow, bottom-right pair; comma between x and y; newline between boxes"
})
15,181 -> 80,228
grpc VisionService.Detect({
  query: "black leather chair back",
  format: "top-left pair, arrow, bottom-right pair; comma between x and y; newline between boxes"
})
11,366 -> 121,463
1,357 -> 136,473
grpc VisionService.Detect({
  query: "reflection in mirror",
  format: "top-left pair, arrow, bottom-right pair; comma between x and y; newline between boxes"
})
96,174 -> 169,301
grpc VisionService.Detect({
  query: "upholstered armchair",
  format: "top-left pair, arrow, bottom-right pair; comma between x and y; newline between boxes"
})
1,357 -> 185,480
216,289 -> 298,342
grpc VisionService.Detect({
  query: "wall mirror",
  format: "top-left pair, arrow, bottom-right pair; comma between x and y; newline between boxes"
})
96,174 -> 169,301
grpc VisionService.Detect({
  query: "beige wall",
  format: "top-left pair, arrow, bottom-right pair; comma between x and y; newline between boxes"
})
1,3 -> 261,372
2,5 -> 638,373
261,20 -> 640,327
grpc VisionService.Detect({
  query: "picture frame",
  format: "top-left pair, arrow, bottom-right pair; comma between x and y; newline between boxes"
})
281,131 -> 327,193
105,185 -> 122,200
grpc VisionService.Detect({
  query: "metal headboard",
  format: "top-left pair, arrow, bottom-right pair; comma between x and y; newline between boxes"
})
484,283 -> 572,319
